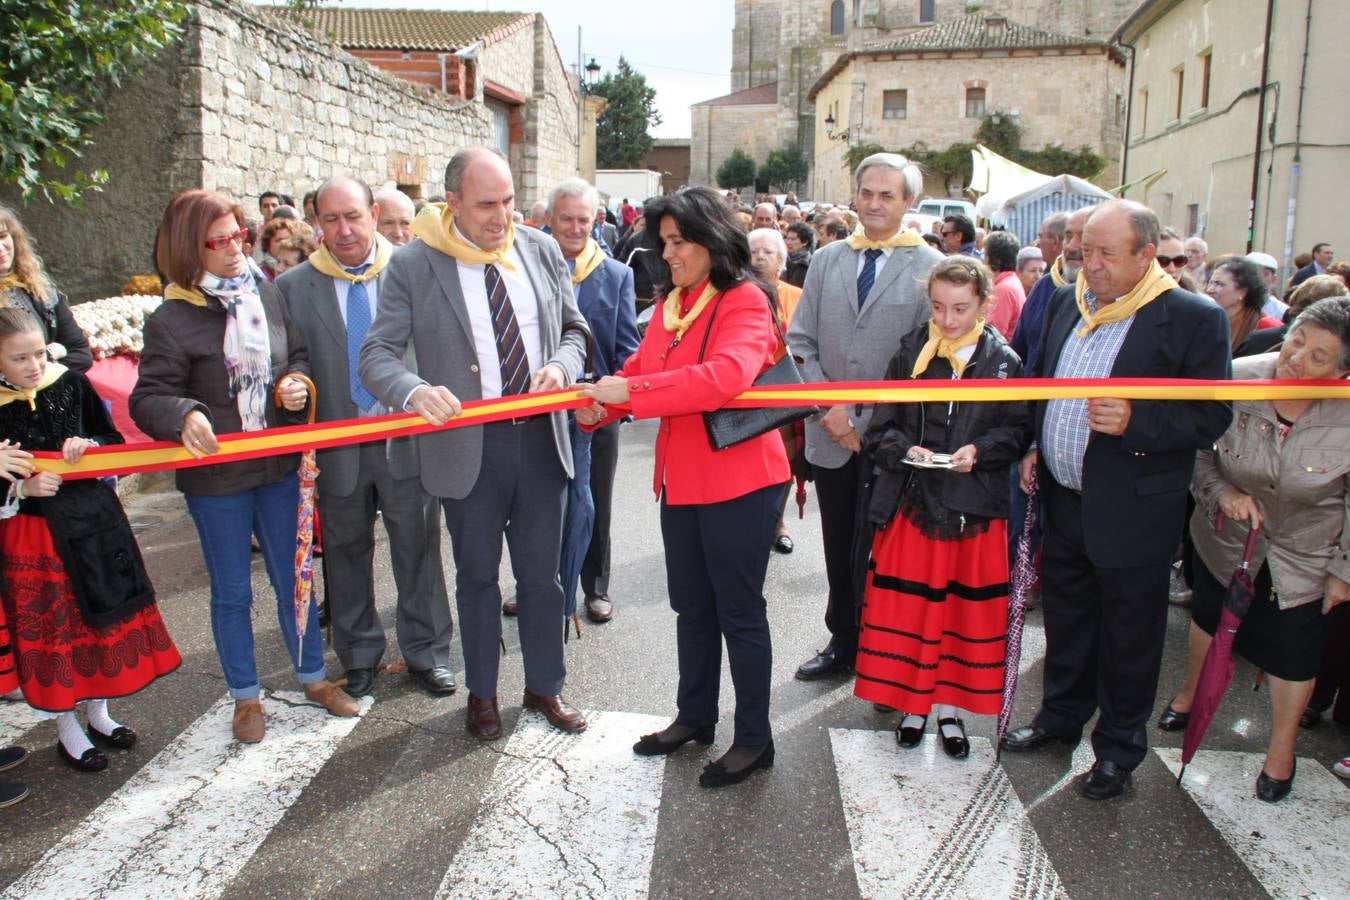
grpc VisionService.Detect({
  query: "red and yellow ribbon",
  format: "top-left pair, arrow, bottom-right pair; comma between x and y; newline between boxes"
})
33,378 -> 1350,481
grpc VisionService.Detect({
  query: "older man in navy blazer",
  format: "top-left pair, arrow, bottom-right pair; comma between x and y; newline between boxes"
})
1002,201 -> 1231,800
546,178 -> 639,624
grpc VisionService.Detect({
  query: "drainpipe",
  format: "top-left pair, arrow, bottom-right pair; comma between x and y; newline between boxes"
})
1246,0 -> 1275,252
1118,40 -> 1135,190
1281,0 -> 1314,279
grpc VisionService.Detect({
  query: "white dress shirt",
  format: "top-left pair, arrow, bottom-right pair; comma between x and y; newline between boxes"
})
332,241 -> 379,327
855,244 -> 895,280
452,225 -> 541,399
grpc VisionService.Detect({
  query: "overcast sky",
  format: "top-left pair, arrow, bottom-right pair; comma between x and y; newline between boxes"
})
304,0 -> 733,138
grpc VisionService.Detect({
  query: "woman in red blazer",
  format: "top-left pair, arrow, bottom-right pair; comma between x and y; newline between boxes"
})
580,187 -> 789,788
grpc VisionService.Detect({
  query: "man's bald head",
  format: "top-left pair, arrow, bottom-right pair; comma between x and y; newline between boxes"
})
373,188 -> 415,246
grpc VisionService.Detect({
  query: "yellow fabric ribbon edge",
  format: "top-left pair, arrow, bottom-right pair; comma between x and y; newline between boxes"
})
307,233 -> 393,283
910,319 -> 985,379
845,226 -> 925,251
0,361 -> 66,409
571,238 -> 605,286
164,283 -> 209,307
411,203 -> 517,271
662,281 -> 718,342
1074,260 -> 1176,336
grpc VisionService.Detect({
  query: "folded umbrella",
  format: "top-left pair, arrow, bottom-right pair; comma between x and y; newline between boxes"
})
997,467 -> 1039,761
275,373 -> 320,663
1177,519 -> 1262,784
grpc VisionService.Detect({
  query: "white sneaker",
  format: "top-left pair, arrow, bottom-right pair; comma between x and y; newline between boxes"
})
1333,757 -> 1350,779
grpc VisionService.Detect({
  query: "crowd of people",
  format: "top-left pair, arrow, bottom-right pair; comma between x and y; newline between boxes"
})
0,145 -> 1346,811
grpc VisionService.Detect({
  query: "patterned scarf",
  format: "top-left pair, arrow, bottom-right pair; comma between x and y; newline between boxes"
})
200,268 -> 273,431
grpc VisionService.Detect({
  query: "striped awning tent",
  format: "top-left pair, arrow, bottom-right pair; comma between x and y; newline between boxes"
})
993,174 -> 1114,245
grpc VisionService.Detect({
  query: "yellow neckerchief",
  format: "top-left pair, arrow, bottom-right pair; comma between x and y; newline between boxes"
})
411,202 -> 517,271
164,283 -> 209,307
0,361 -> 66,410
663,279 -> 718,342
0,274 -> 25,293
1049,255 -> 1068,288
911,319 -> 984,379
307,233 -> 393,283
1074,260 -> 1175,336
571,238 -> 605,286
844,225 -> 925,251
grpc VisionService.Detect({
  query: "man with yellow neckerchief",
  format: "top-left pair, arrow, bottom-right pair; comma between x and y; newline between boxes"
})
358,147 -> 592,742
543,178 -> 639,626
278,175 -> 453,702
785,152 -> 943,682
1002,200 -> 1232,802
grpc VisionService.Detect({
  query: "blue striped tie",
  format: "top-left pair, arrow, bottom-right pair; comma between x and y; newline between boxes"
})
485,264 -> 531,396
344,265 -> 379,411
856,248 -> 882,309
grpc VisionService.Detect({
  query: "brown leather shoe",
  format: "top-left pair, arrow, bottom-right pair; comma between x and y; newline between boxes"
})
523,690 -> 587,733
304,680 -> 361,718
232,699 -> 265,743
585,595 -> 613,623
466,694 -> 502,741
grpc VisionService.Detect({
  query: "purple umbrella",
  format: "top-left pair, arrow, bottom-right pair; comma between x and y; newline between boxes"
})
1178,519 -> 1262,784
997,467 -> 1040,760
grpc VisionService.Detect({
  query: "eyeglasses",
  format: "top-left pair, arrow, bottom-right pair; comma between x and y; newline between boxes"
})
1157,255 -> 1187,268
940,230 -> 957,237
203,229 -> 248,251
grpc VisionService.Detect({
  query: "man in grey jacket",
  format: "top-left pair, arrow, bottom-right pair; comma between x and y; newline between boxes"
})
359,147 -> 591,741
786,152 -> 943,681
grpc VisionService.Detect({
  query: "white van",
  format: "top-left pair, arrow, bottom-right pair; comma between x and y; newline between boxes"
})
915,198 -> 977,221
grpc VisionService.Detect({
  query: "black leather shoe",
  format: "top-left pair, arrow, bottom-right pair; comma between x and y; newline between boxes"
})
1299,707 -> 1322,729
1001,724 -> 1078,752
343,667 -> 376,698
88,726 -> 137,751
633,724 -> 715,756
317,599 -> 330,628
1080,760 -> 1131,800
795,646 -> 854,681
410,666 -> 458,696
0,746 -> 28,772
57,742 -> 108,773
1157,704 -> 1190,732
502,597 -> 518,617
699,740 -> 775,788
1256,762 -> 1295,802
938,717 -> 969,760
0,781 -> 27,808
772,534 -> 793,554
896,715 -> 927,749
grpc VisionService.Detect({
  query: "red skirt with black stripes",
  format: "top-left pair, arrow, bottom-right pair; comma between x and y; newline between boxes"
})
854,514 -> 1009,715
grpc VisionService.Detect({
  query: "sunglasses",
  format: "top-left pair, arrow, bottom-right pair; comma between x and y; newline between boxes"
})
1157,255 -> 1187,267
941,230 -> 958,237
203,229 -> 249,251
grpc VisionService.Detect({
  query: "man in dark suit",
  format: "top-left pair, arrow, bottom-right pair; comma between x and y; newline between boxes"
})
1002,200 -> 1232,800
277,175 -> 454,699
359,147 -> 591,741
546,177 -> 639,624
1288,241 -> 1334,291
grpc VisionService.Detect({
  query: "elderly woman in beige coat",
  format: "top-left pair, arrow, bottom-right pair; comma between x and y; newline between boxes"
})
1158,297 -> 1350,803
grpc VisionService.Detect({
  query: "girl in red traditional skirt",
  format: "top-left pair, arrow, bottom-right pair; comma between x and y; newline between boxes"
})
0,307 -> 180,772
855,257 -> 1029,759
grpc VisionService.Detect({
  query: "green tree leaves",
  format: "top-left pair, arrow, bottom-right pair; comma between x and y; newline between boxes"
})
715,148 -> 756,191
0,0 -> 190,204
758,144 -> 809,193
589,57 -> 661,169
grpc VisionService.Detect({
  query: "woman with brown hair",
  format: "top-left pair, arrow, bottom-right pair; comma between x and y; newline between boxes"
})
131,189 -> 357,744
1206,257 -> 1282,355
0,205 -> 92,373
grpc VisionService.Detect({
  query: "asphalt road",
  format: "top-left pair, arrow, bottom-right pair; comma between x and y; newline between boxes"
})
0,417 -> 1345,898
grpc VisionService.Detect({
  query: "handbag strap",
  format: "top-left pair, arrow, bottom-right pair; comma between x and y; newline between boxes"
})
695,283 -> 788,363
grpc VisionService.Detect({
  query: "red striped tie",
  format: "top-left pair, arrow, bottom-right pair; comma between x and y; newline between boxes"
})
485,264 -> 531,396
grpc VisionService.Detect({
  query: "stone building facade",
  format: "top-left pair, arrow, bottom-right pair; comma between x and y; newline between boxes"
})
1116,0 -> 1347,277
809,12 -> 1125,201
643,140 -> 693,194
1,0 -> 576,302
690,82 -> 781,188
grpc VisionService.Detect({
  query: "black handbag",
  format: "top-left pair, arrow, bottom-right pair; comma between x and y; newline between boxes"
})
697,287 -> 815,450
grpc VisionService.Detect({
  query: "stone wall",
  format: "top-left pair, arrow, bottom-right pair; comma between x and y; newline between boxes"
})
689,103 -> 780,188
732,0 -> 784,91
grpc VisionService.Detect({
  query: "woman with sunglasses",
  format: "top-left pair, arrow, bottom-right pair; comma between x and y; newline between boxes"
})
1155,228 -> 1199,293
0,204 -> 92,373
131,190 -> 358,744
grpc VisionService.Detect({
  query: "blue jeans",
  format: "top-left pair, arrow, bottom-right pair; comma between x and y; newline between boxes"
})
185,473 -> 325,699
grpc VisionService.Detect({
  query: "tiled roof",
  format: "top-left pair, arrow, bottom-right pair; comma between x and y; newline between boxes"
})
693,81 -> 778,108
272,7 -> 532,52
869,12 -> 1099,53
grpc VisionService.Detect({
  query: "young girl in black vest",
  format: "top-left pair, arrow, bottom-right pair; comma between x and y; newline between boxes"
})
0,307 -> 179,772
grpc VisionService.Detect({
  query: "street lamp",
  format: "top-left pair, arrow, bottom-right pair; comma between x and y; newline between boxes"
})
585,58 -> 601,84
823,111 -> 849,142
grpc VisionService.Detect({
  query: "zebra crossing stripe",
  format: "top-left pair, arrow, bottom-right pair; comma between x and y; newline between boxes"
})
830,728 -> 1063,899
435,709 -> 667,899
0,690 -> 370,900
1156,748 -> 1350,899
0,698 -> 39,748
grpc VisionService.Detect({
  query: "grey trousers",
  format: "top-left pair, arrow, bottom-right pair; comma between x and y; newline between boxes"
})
317,441 -> 452,671
441,418 -> 568,699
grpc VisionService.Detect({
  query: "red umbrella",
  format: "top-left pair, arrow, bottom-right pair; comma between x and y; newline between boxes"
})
997,466 -> 1039,760
275,373 -> 320,651
1177,519 -> 1262,784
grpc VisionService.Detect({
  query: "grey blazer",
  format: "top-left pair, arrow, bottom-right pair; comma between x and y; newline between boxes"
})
276,259 -> 420,497
357,226 -> 590,499
786,238 -> 943,469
